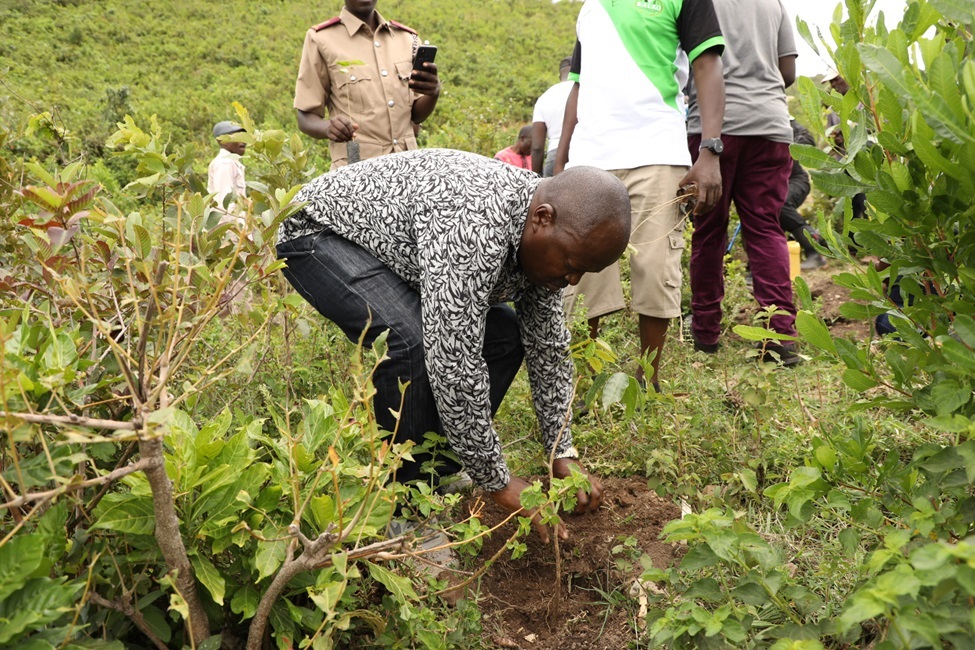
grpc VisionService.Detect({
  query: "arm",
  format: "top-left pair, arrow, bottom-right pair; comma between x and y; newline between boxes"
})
296,109 -> 357,142
779,54 -> 797,88
515,285 -> 603,513
679,51 -> 724,215
531,122 -> 547,175
553,83 -> 578,175
409,61 -> 441,124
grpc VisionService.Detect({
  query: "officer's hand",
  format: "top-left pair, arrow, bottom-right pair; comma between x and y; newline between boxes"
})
410,62 -> 441,97
325,115 -> 358,143
489,476 -> 568,544
552,458 -> 604,514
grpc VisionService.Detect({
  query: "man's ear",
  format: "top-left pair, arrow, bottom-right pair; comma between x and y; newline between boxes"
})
531,203 -> 556,229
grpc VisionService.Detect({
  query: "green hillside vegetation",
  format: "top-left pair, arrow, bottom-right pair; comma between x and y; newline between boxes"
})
0,0 -> 579,171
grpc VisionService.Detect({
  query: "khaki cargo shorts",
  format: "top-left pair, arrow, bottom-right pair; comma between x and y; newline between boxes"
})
564,165 -> 689,320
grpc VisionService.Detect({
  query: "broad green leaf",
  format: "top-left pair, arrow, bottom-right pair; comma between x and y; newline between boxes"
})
0,535 -> 46,602
680,543 -> 719,571
255,539 -> 287,581
139,605 -> 172,644
790,144 -> 843,170
231,584 -> 260,619
796,311 -> 836,354
189,553 -> 226,605
733,325 -> 796,342
953,315 -> 975,347
842,368 -> 879,392
930,379 -> 971,415
857,43 -> 912,99
367,561 -> 418,603
931,0 -> 975,24
808,170 -> 864,197
601,371 -> 629,407
839,527 -> 860,555
91,493 -> 155,535
0,577 -> 81,644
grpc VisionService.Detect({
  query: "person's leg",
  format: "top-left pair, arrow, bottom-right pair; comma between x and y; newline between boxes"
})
732,138 -> 797,338
277,230 -> 442,485
563,262 -> 624,339
687,135 -> 739,348
619,165 -> 689,385
483,304 -> 524,417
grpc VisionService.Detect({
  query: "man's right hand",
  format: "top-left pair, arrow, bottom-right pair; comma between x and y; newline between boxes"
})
325,115 -> 358,143
489,476 -> 568,544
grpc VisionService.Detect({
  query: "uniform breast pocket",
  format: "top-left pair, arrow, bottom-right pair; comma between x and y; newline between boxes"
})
332,69 -> 377,116
394,61 -> 414,85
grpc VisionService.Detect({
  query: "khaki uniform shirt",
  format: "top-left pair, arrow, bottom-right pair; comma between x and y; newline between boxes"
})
294,7 -> 420,169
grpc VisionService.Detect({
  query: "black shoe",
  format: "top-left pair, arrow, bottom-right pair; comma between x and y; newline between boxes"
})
693,339 -> 721,354
800,253 -> 827,270
756,342 -> 802,366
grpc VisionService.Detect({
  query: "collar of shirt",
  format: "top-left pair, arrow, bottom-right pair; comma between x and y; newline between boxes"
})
215,149 -> 241,162
338,6 -> 391,38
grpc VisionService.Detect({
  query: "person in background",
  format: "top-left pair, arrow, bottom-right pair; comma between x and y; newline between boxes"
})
208,121 -> 247,218
293,0 -> 440,169
780,118 -> 826,270
686,0 -> 800,365
555,0 -> 726,391
494,125 -> 533,170
822,71 -> 868,230
531,56 -> 573,177
276,148 -> 632,541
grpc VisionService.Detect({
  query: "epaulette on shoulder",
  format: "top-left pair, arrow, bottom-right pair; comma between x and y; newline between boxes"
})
389,20 -> 417,35
312,17 -> 341,31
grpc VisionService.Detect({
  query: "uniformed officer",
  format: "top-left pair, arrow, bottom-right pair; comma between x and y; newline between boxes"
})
294,0 -> 441,169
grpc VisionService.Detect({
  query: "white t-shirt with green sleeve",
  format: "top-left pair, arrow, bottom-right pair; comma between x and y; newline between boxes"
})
565,0 -> 724,171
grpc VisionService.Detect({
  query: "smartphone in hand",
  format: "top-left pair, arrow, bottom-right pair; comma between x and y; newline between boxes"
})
412,44 -> 437,72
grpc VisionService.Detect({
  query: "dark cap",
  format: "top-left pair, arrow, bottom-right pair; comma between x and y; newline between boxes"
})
213,121 -> 245,138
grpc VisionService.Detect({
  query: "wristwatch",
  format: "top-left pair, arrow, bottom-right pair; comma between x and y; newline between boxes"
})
699,138 -> 724,155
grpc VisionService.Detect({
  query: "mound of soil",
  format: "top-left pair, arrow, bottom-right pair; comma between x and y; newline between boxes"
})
461,476 -> 680,649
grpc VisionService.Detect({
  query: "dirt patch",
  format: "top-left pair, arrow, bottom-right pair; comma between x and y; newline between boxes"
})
730,260 -> 874,343
461,476 -> 680,650
800,261 -> 873,342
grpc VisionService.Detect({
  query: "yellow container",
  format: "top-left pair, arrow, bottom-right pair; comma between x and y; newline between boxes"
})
788,240 -> 801,280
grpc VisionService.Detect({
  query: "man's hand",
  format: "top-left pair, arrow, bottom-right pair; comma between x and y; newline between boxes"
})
409,62 -> 441,97
552,458 -> 604,514
489,476 -> 567,544
679,154 -> 722,216
324,115 -> 358,143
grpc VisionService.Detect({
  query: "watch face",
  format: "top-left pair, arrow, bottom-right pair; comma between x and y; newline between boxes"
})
707,139 -> 723,154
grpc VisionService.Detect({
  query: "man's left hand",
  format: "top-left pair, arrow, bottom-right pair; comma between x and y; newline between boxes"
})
552,458 -> 603,514
679,155 -> 722,216
410,62 -> 441,97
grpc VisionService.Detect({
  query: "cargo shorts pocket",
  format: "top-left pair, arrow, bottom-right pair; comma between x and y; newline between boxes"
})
663,232 -> 685,289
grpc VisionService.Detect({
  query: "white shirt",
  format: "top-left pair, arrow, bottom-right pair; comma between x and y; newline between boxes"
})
207,149 -> 246,213
532,80 -> 574,153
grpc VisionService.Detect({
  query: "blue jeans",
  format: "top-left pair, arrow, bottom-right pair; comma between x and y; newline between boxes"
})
277,230 -> 525,486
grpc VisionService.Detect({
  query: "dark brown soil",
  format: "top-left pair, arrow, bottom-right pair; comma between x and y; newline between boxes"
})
460,476 -> 680,650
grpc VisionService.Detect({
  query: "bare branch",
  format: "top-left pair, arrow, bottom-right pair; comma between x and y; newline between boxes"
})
0,458 -> 150,511
0,410 -> 137,431
139,436 -> 210,644
88,592 -> 169,650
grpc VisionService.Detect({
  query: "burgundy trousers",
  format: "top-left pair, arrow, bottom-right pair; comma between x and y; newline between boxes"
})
688,134 -> 797,346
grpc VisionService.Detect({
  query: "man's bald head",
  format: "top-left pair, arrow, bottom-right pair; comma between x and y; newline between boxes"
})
518,167 -> 631,291
543,166 -> 631,255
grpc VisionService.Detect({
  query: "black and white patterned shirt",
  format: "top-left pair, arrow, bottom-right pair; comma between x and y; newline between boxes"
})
279,149 -> 576,491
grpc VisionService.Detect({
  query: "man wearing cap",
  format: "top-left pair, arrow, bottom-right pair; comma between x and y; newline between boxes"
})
531,56 -> 573,177
293,0 -> 440,169
208,121 -> 247,217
